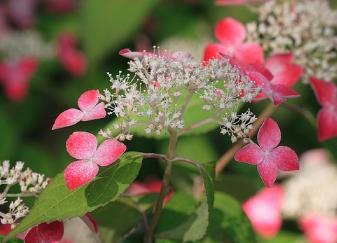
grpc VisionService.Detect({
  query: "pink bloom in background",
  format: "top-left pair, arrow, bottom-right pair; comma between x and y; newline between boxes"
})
0,57 -> 38,102
310,77 -> 337,142
7,0 -> 36,28
24,221 -> 64,243
243,186 -> 284,238
64,131 -> 126,190
244,53 -> 302,105
127,178 -> 173,203
235,118 -> 299,186
300,213 -> 337,243
52,89 -> 106,130
57,32 -> 87,76
46,0 -> 75,14
203,17 -> 264,65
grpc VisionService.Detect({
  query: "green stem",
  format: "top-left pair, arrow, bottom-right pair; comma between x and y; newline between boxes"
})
144,129 -> 178,243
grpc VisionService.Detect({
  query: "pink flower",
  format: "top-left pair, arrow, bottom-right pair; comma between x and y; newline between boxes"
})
244,53 -> 302,105
64,131 -> 126,190
243,186 -> 283,238
235,118 -> 299,186
57,32 -> 86,76
310,77 -> 337,142
300,213 -> 337,243
203,17 -> 264,65
52,89 -> 106,130
127,178 -> 173,203
24,221 -> 64,243
0,57 -> 38,102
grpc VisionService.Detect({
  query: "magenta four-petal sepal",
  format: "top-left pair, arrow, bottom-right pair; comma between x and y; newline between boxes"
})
235,118 -> 299,187
64,131 -> 126,190
52,89 -> 106,130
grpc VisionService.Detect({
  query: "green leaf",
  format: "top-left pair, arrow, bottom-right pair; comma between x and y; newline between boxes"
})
258,231 -> 303,243
204,192 -> 257,243
3,152 -> 142,241
81,0 -> 157,64
156,162 -> 215,242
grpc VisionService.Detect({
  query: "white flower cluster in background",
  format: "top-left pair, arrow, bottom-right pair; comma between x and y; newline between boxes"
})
282,150 -> 337,219
0,30 -> 55,60
0,161 -> 49,227
246,0 -> 337,82
100,49 -> 259,141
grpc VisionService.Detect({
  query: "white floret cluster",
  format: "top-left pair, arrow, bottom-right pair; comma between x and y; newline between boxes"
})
0,161 -> 49,227
100,49 -> 259,142
246,0 -> 337,82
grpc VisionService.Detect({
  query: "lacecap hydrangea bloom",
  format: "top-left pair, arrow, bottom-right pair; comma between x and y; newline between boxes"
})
100,48 -> 260,142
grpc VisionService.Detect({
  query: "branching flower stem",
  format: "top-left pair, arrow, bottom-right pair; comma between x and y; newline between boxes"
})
144,129 -> 178,243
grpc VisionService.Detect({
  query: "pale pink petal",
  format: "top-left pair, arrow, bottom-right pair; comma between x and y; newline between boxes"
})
257,118 -> 281,151
300,213 -> 337,243
317,107 -> 337,142
119,48 -> 151,59
25,221 -> 64,243
127,182 -> 151,195
52,108 -> 83,130
271,146 -> 299,171
270,84 -> 300,105
66,132 -> 97,160
215,17 -> 246,45
81,102 -> 106,121
257,160 -> 279,187
93,139 -> 126,166
203,43 -> 230,61
243,186 -> 283,238
234,143 -> 264,165
266,53 -> 303,87
78,89 -> 99,112
310,77 -> 337,106
235,43 -> 264,65
64,160 -> 99,190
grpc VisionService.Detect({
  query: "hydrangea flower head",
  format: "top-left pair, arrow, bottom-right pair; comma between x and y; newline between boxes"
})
310,78 -> 337,142
235,118 -> 299,186
52,89 -> 106,130
64,131 -> 126,190
243,186 -> 283,238
100,48 -> 259,142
